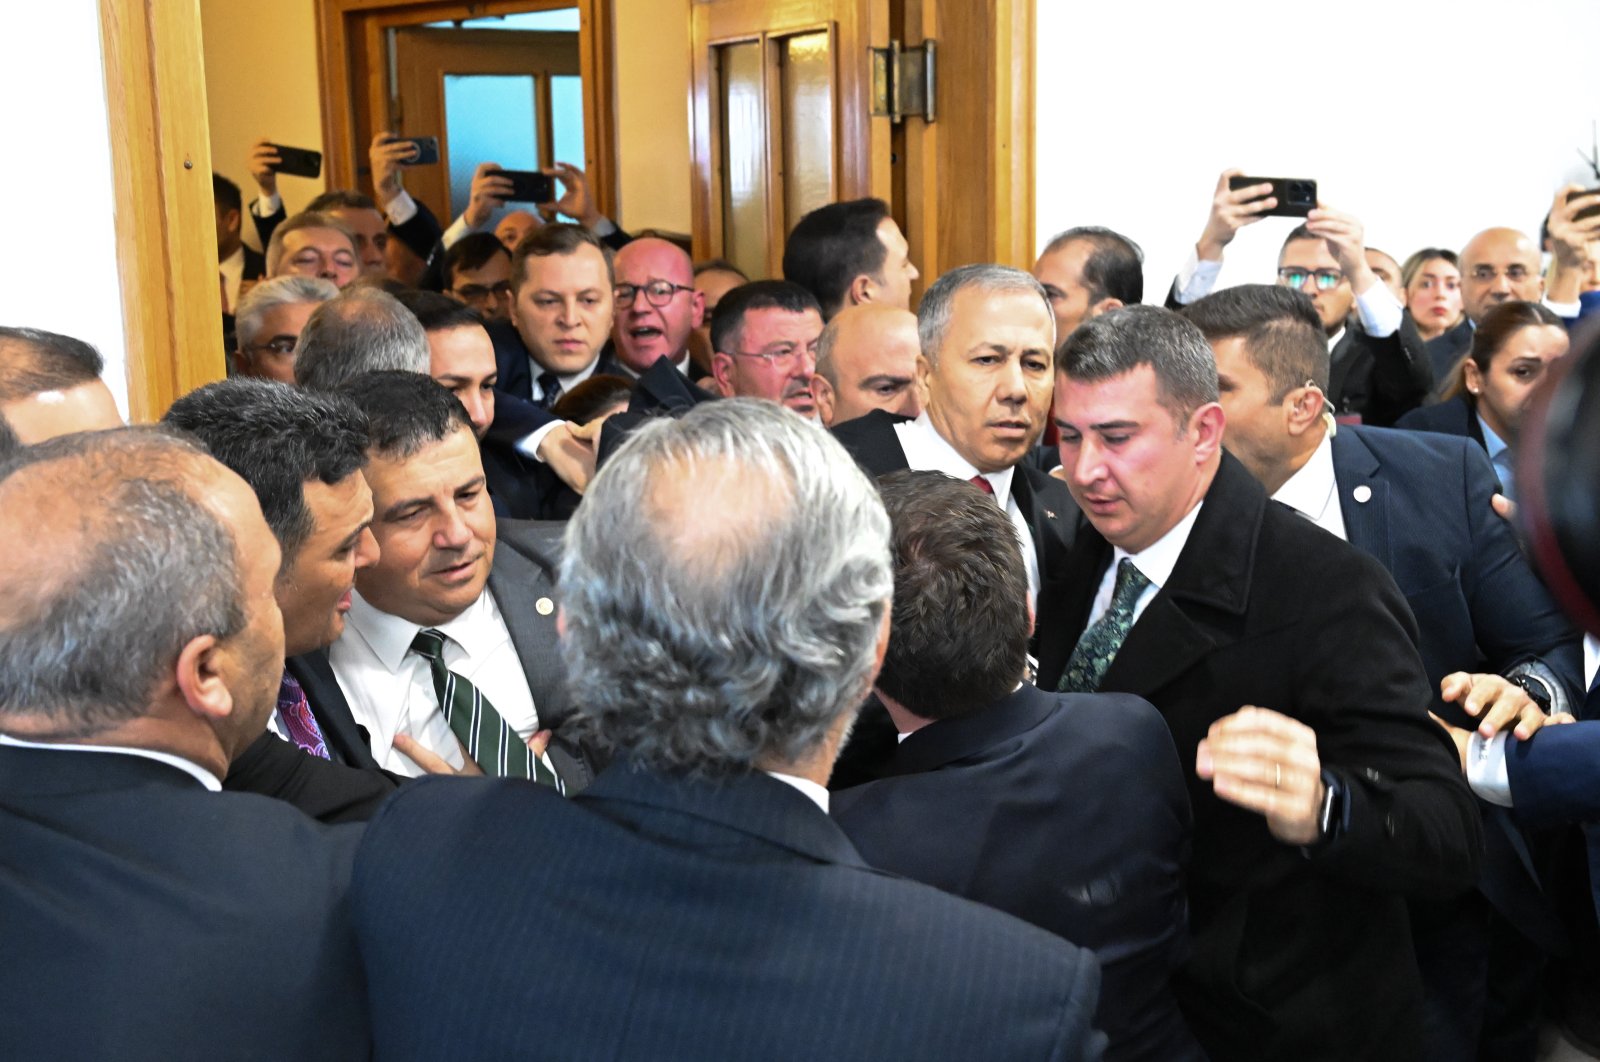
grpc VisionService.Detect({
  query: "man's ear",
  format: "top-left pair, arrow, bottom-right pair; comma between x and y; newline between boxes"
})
1190,401 -> 1227,463
223,207 -> 242,236
1087,297 -> 1123,319
848,273 -> 874,307
811,373 -> 836,427
689,290 -> 706,330
173,634 -> 234,724
1284,384 -> 1326,437
710,351 -> 736,393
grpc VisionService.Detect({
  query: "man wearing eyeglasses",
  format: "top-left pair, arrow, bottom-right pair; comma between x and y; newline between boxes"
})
232,275 -> 339,384
708,280 -> 825,420
611,237 -> 704,377
1166,170 -> 1430,425
442,233 -> 514,322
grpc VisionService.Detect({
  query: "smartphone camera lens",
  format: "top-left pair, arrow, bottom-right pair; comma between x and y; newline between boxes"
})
1287,181 -> 1314,206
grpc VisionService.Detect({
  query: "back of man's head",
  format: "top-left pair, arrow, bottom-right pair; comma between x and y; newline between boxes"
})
0,429 -> 247,740
0,326 -> 121,443
294,288 -> 430,391
560,398 -> 892,777
163,378 -> 370,560
875,470 -> 1030,719
709,280 -> 823,354
782,198 -> 893,318
1059,305 -> 1219,422
396,289 -> 484,334
337,370 -> 473,459
213,172 -> 242,214
1182,284 -> 1329,398
1040,226 -> 1145,306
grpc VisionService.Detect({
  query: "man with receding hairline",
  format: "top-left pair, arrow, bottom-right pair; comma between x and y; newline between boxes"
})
811,304 -> 921,427
0,326 -> 123,443
0,428 -> 369,1060
610,236 -> 703,376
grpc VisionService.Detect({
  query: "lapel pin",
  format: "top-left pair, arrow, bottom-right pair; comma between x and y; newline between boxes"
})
1353,485 -> 1372,504
1045,509 -> 1056,520
535,597 -> 555,616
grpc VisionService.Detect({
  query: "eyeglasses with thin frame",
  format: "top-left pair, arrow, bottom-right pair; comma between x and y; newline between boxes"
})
1277,267 -> 1344,291
613,280 -> 695,309
721,341 -> 819,367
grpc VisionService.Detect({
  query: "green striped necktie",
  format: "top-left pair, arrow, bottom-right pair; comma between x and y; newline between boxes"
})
409,627 -> 563,792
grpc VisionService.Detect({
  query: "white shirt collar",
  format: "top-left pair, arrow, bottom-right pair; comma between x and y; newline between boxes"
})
764,770 -> 829,812
895,412 -> 1017,502
1272,430 -> 1341,530
1327,326 -> 1345,351
0,733 -> 222,791
344,586 -> 499,672
1112,498 -> 1203,592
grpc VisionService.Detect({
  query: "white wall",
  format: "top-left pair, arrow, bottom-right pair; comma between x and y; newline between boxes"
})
0,2 -> 130,416
1035,0 -> 1600,300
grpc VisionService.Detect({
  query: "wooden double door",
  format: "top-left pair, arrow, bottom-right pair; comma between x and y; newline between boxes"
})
690,0 -> 1035,295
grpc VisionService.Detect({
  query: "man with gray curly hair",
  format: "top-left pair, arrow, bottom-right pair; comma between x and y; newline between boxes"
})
347,399 -> 1106,1061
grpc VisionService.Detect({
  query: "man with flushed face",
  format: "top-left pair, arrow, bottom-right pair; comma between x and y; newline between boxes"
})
811,304 -> 922,426
709,280 -> 825,419
611,237 -> 704,375
330,372 -> 578,784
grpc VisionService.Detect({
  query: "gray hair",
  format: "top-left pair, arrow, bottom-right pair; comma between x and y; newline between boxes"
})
264,210 -> 357,277
1059,304 -> 1219,423
293,287 -> 430,391
559,399 -> 893,776
234,275 -> 339,353
0,429 -> 245,738
917,263 -> 1053,366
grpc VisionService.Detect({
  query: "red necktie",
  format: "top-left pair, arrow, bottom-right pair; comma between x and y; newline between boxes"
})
969,474 -> 994,496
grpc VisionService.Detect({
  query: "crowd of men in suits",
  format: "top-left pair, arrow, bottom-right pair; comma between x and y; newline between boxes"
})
3,144 -> 1600,1061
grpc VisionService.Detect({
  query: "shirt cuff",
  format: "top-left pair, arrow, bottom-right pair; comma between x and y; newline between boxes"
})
1353,283 -> 1403,338
1544,297 -> 1581,319
1173,251 -> 1221,306
514,419 -> 564,463
384,189 -> 418,227
591,216 -> 618,238
252,192 -> 282,217
442,213 -> 476,250
1466,730 -> 1513,807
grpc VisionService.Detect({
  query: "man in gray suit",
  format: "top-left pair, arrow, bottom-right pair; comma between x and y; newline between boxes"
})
328,371 -> 585,789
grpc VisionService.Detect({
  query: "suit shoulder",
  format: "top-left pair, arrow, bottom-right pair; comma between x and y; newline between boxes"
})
1395,396 -> 1470,434
1019,463 -> 1074,505
496,518 -> 566,562
1348,423 -> 1477,468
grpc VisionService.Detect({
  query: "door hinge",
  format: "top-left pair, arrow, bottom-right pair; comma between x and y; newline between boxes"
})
870,39 -> 936,124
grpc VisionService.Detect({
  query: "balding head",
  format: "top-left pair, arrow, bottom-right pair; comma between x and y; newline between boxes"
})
0,327 -> 122,443
1459,227 -> 1543,325
293,288 -> 430,391
611,237 -> 703,374
812,304 -> 922,426
0,429 -> 283,771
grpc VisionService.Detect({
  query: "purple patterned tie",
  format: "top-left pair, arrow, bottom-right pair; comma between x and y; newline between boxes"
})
277,670 -> 330,760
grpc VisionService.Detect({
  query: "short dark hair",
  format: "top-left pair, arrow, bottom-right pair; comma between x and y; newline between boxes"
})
510,222 -> 613,292
709,280 -> 822,354
1041,226 -> 1144,306
336,371 -> 472,459
693,258 -> 748,280
782,198 -> 893,318
0,327 -> 105,402
1182,284 -> 1329,399
874,470 -> 1030,719
550,373 -> 634,424
444,232 -> 512,289
213,173 -> 242,214
306,189 -> 379,214
163,378 -> 370,561
1059,305 -> 1219,423
394,289 -> 484,333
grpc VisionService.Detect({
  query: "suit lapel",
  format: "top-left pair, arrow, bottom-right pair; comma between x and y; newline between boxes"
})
486,526 -> 570,731
1331,429 -> 1392,571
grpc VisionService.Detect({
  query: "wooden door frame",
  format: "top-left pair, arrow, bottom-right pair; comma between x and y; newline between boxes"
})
689,0 -> 890,267
316,0 -> 618,219
100,0 -> 223,422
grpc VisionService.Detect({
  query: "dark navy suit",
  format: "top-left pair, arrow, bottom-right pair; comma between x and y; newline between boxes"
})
1508,720 -> 1600,927
833,684 -> 1201,1062
350,765 -> 1106,1060
1395,394 -> 1486,449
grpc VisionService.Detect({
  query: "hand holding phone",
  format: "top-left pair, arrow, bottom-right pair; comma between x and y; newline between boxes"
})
492,169 -> 556,205
264,143 -> 322,180
398,136 -> 440,166
1228,176 -> 1318,219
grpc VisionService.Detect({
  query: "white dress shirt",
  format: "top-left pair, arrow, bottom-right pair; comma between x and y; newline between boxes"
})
219,245 -> 246,314
0,733 -> 221,790
329,587 -> 545,777
893,413 -> 1040,603
1270,431 -> 1348,541
765,771 -> 829,812
1086,501 -> 1204,628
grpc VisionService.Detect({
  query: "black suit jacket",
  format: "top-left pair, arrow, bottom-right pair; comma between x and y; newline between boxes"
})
1395,393 -> 1486,449
350,763 -> 1105,1060
834,684 -> 1201,1062
242,244 -> 266,282
1038,452 -> 1482,1061
0,745 -> 369,1060
487,317 -> 626,406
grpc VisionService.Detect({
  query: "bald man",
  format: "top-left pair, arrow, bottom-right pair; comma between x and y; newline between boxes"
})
611,237 -> 704,376
495,209 -> 542,252
811,304 -> 922,427
0,327 -> 122,443
1458,228 -> 1546,326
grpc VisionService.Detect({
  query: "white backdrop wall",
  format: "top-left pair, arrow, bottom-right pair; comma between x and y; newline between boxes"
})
1035,0 -> 1600,303
0,3 -> 129,417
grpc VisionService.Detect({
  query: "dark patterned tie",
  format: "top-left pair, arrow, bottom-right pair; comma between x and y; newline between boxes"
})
1058,558 -> 1151,693
408,628 -> 562,789
537,370 -> 563,408
277,670 -> 329,760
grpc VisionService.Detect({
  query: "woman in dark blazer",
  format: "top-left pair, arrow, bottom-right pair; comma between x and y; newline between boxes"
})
1400,247 -> 1473,389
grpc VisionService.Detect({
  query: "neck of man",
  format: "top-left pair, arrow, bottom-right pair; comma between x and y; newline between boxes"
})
759,707 -> 856,788
1263,417 -> 1329,496
218,232 -> 243,261
0,706 -> 232,780
874,688 -> 931,738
